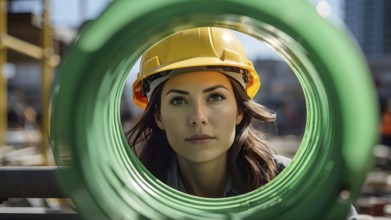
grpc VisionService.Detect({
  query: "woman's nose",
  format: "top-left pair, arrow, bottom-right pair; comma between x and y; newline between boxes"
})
188,102 -> 208,126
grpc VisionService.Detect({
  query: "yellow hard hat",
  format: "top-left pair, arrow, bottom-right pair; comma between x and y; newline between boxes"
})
132,27 -> 260,109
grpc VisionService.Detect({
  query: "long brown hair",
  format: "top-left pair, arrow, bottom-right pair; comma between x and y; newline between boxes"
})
126,76 -> 278,195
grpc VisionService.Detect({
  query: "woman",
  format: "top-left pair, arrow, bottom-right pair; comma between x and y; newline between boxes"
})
127,27 -> 284,197
126,26 -> 357,219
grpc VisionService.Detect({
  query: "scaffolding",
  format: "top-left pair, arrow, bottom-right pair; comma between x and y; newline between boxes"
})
0,0 -> 60,165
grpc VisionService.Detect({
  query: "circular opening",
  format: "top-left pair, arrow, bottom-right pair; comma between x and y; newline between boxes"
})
96,15 -> 329,219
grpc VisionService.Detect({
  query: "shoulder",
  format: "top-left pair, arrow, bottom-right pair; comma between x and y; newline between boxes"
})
273,155 -> 292,173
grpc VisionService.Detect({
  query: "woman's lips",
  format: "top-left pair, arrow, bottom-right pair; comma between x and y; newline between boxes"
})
186,134 -> 215,144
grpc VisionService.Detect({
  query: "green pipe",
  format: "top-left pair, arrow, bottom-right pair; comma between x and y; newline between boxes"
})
50,0 -> 379,219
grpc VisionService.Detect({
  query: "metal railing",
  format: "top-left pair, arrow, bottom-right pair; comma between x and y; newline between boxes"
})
0,166 -> 80,219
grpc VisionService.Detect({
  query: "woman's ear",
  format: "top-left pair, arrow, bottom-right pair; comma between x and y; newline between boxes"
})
236,109 -> 244,125
154,105 -> 165,130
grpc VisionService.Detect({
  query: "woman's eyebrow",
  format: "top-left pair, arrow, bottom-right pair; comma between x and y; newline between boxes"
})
203,85 -> 229,93
165,89 -> 189,96
165,85 -> 228,96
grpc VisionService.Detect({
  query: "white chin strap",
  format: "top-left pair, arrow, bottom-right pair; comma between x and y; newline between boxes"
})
146,66 -> 247,101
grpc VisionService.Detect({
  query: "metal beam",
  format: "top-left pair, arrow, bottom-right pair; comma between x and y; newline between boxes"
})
2,35 -> 60,66
41,0 -> 52,165
0,207 -> 80,220
2,35 -> 44,60
0,166 -> 65,198
0,0 -> 7,147
0,166 -> 81,219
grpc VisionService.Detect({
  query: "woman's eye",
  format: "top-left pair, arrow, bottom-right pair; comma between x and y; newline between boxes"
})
170,97 -> 187,106
208,94 -> 225,102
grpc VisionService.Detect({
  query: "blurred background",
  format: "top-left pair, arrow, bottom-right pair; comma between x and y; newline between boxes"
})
0,0 -> 390,219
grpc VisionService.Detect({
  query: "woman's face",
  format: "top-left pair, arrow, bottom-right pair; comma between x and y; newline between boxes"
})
155,71 -> 243,164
